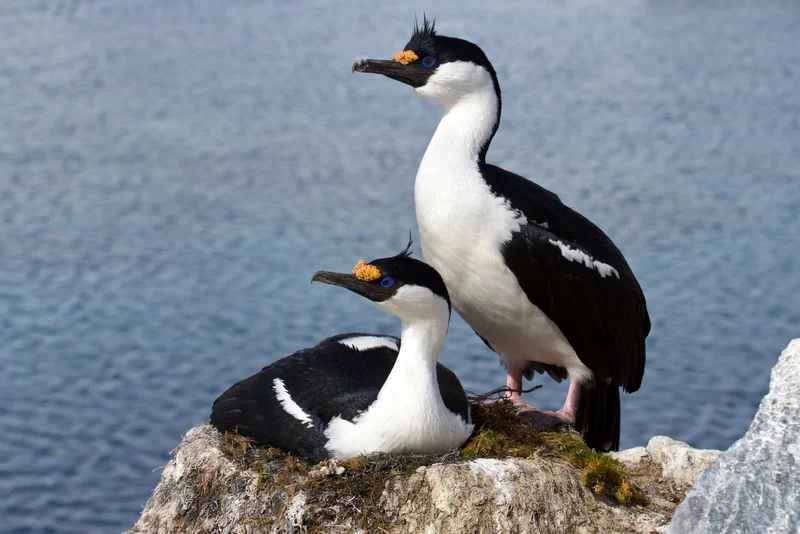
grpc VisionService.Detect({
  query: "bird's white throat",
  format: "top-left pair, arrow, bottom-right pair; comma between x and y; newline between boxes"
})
417,62 -> 499,166
323,290 -> 472,458
414,61 -> 513,251
370,286 -> 451,414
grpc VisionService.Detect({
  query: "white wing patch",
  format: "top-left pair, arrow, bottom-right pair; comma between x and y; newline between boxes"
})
548,239 -> 620,279
273,378 -> 314,429
337,335 -> 399,352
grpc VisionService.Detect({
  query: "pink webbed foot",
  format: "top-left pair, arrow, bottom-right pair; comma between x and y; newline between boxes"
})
481,361 -> 579,431
516,407 -> 575,430
517,379 -> 581,430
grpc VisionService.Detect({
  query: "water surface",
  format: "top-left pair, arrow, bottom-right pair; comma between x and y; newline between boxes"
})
1,1 -> 798,532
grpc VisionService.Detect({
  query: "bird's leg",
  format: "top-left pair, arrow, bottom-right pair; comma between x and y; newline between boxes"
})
517,379 -> 579,429
481,360 -> 533,407
503,363 -> 530,406
552,379 -> 580,425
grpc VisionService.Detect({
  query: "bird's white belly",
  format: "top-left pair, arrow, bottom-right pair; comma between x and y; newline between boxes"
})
324,401 -> 472,459
416,179 -> 591,382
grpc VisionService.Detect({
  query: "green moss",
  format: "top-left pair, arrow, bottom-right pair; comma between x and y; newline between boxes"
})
460,427 -> 543,459
465,402 -> 644,506
562,441 -> 643,505
461,429 -> 509,458
462,402 -> 570,460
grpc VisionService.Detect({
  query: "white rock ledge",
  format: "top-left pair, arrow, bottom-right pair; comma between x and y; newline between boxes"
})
126,429 -> 709,534
127,339 -> 800,534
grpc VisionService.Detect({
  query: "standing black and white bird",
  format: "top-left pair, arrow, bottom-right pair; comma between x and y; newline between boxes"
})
210,243 -> 474,461
353,18 -> 650,451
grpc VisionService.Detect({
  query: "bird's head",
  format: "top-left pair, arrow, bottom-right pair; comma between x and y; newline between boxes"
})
352,16 -> 499,109
311,238 -> 450,323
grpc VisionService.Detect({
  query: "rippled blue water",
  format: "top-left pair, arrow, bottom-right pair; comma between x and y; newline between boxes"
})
1,1 -> 798,532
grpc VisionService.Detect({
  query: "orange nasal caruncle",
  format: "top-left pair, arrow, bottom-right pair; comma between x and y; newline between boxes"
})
352,260 -> 382,282
392,50 -> 419,65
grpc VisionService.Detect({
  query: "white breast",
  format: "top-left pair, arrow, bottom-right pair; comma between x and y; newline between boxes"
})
323,360 -> 473,459
323,395 -> 472,460
415,151 -> 591,383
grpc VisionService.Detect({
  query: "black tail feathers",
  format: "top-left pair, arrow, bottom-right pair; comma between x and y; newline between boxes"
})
575,380 -> 621,452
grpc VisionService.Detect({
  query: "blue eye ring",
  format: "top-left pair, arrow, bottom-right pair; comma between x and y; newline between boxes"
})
421,56 -> 437,68
379,276 -> 396,289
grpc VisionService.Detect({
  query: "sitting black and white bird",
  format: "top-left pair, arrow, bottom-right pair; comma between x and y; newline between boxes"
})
210,243 -> 473,461
353,18 -> 650,451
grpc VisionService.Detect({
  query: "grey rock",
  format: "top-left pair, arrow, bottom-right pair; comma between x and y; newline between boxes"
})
668,338 -> 800,534
646,436 -> 721,486
608,446 -> 649,467
610,439 -> 720,487
126,425 -> 693,534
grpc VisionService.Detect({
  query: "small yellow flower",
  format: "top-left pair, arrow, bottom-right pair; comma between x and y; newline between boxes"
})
392,50 -> 419,65
352,260 -> 381,281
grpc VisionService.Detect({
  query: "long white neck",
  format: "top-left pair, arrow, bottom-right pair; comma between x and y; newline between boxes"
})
421,76 -> 500,168
415,76 -> 501,230
375,299 -> 450,406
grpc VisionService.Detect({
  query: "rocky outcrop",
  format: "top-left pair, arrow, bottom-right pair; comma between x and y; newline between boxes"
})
127,339 -> 800,533
126,425 -> 708,534
668,339 -> 800,534
609,436 -> 721,486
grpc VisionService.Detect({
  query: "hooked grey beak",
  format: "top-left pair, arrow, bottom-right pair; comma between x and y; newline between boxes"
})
352,58 -> 431,88
311,271 -> 389,302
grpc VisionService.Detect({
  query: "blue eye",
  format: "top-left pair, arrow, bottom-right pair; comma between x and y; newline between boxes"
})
379,276 -> 396,289
421,56 -> 437,68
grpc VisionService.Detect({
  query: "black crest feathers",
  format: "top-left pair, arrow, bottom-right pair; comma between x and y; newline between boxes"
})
395,233 -> 414,260
413,14 -> 436,38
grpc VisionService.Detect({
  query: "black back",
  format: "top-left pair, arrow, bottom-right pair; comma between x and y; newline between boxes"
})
482,163 -> 650,393
210,333 -> 470,461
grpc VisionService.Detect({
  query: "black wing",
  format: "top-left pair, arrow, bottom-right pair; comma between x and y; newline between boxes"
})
209,348 -> 332,461
433,361 -> 471,423
482,164 -> 650,391
210,333 -> 470,460
280,334 -> 401,422
211,334 -> 398,461
291,334 -> 470,423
